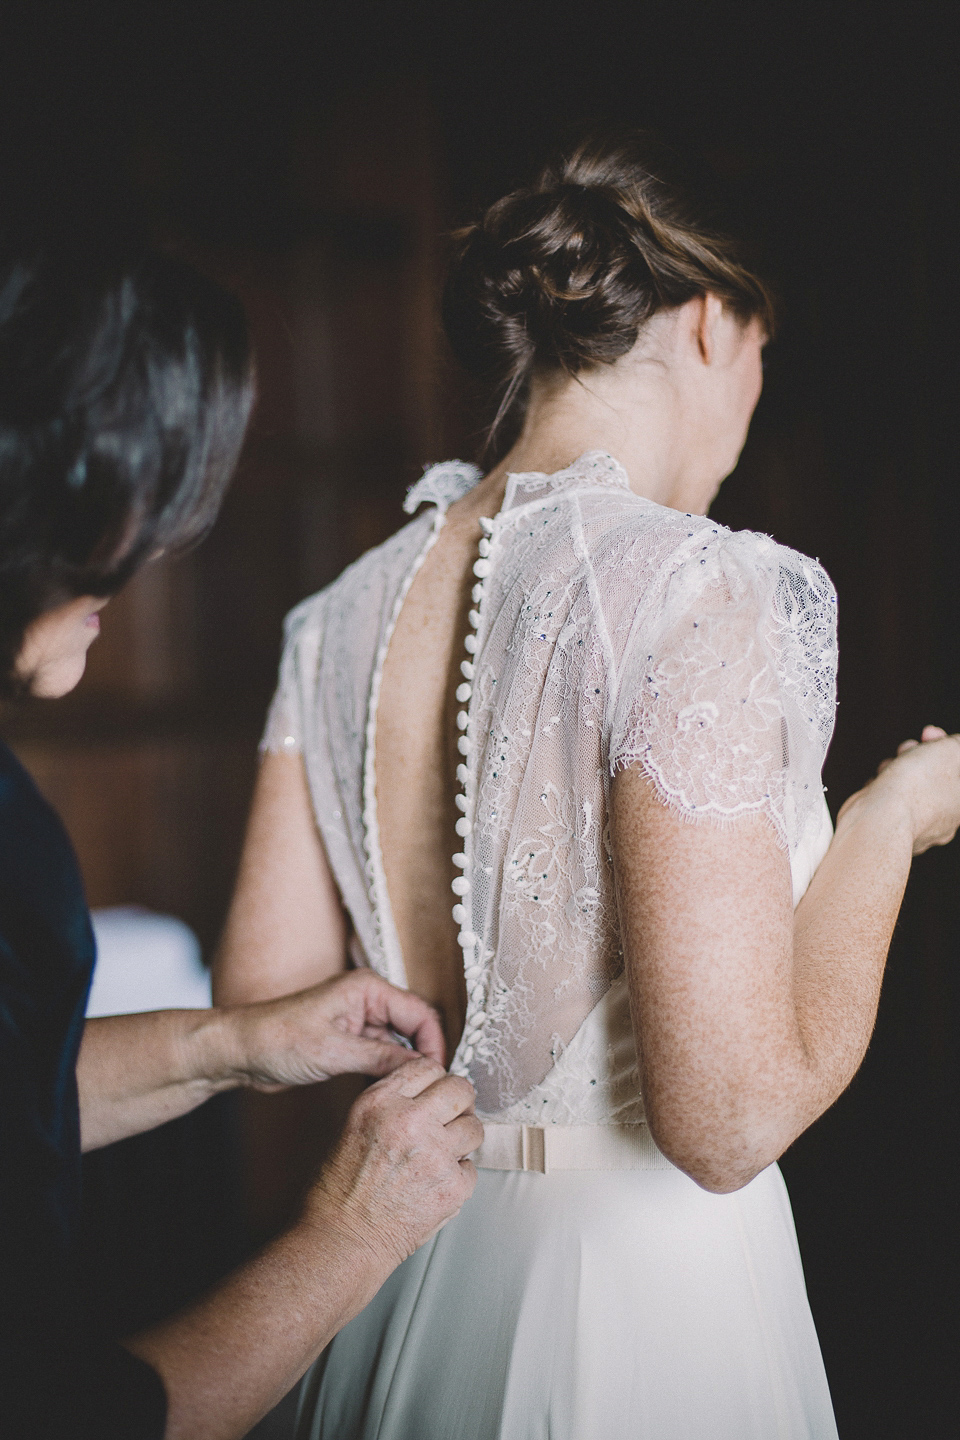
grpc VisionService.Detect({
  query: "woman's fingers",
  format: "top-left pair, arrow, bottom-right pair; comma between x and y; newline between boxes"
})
878,741 -> 914,774
314,1065 -> 480,1268
443,1111 -> 486,1158
325,1032 -> 430,1078
365,978 -> 447,1065
880,727 -> 950,774
893,731 -> 960,855
320,970 -> 447,1065
848,730 -> 960,846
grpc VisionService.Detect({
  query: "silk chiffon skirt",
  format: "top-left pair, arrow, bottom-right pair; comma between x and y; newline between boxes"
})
295,1161 -> 838,1440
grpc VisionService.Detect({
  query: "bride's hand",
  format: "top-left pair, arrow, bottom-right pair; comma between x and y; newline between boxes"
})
838,725 -> 960,856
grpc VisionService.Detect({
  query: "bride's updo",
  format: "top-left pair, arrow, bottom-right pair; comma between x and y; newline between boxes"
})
443,128 -> 774,436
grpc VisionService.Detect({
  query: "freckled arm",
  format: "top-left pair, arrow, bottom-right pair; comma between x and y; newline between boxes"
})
610,768 -> 916,1193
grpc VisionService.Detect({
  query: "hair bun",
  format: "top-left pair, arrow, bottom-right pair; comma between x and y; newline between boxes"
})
442,126 -> 773,441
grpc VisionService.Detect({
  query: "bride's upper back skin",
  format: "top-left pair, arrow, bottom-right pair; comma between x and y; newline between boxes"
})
214,128 -> 960,1195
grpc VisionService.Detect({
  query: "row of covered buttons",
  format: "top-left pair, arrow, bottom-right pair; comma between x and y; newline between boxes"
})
451,516 -> 495,1065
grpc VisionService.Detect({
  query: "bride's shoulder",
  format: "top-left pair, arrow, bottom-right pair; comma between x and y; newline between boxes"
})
587,504 -> 836,667
597,500 -> 834,609
403,459 -> 483,514
658,524 -> 837,650
689,523 -> 836,617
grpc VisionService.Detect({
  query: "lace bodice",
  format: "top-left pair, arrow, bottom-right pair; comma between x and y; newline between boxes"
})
263,452 -> 838,1124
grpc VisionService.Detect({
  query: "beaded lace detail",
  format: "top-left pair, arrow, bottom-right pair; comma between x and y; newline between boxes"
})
263,451 -> 838,1122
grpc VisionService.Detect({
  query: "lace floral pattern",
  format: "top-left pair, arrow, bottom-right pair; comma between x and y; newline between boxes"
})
610,530 -> 838,847
263,452 -> 838,1122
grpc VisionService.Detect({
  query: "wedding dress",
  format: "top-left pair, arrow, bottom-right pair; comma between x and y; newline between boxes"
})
263,451 -> 840,1439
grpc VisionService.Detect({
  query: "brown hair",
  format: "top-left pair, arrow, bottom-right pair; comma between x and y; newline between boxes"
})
442,127 -> 774,444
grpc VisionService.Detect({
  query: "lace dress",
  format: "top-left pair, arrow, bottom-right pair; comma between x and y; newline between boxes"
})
263,452 -> 840,1440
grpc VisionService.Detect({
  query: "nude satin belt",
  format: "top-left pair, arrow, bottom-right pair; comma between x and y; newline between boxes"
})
472,1122 -> 675,1173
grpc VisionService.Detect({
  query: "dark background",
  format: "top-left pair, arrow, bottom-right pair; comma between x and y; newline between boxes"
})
2,3 -> 958,1435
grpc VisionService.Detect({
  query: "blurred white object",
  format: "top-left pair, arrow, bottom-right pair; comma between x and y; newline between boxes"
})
86,906 -> 211,1017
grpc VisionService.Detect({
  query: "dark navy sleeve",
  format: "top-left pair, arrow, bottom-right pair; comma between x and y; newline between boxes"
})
0,742 -> 167,1438
0,1304 -> 168,1440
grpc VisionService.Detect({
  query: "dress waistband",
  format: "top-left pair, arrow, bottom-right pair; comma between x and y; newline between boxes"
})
472,1122 -> 675,1173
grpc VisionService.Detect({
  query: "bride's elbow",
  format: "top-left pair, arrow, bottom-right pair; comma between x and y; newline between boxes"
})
671,1151 -> 765,1195
646,1115 -> 776,1195
686,1162 -> 765,1195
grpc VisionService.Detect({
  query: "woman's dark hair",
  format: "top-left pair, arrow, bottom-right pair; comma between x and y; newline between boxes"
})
0,230 -> 253,694
442,126 -> 775,447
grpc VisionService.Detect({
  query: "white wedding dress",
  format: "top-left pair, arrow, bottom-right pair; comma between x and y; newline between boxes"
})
263,452 -> 840,1439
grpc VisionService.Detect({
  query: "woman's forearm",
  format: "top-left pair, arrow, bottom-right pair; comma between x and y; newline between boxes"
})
717,791 -> 917,1182
123,1056 -> 483,1440
125,1201 -> 391,1440
77,1010 -> 237,1149
787,789 -> 913,1121
78,972 -> 448,1150
653,790 -> 914,1190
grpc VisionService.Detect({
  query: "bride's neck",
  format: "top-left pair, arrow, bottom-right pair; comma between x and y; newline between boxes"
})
482,362 -> 706,514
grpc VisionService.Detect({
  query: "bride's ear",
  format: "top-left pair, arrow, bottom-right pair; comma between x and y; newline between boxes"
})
693,293 -> 726,364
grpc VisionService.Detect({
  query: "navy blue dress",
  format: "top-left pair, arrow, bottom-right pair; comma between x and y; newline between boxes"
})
0,740 -> 166,1437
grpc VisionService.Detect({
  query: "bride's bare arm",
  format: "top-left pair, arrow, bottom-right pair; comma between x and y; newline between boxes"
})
610,730 -> 960,1194
212,752 -> 348,1004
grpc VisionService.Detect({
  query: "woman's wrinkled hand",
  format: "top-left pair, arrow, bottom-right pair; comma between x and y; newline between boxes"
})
307,1057 -> 483,1266
840,725 -> 960,856
221,969 -> 447,1091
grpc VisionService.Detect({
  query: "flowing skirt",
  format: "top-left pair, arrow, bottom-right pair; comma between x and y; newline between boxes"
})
295,1161 -> 838,1440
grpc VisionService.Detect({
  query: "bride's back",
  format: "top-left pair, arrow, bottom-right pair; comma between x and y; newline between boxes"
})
375,481 -> 497,1055
364,453 -> 779,1122
349,125 -> 788,1104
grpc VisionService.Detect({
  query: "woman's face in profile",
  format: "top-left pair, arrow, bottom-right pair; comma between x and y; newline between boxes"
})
16,595 -> 108,698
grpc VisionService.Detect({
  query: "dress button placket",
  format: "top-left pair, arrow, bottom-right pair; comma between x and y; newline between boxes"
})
451,514 -> 496,1074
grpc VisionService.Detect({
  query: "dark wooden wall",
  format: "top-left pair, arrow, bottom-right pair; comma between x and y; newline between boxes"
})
2,81 -> 451,956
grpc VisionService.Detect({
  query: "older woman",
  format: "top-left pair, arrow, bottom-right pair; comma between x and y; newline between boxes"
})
0,230 -> 481,1440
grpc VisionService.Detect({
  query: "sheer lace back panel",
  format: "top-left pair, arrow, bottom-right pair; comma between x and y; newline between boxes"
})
263,452 -> 838,1123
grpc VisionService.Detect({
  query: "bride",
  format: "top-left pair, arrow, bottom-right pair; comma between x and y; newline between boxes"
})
214,129 -> 960,1438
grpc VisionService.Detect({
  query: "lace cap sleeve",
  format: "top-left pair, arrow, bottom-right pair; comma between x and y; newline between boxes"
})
609,528 -> 837,850
259,595 -> 322,755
